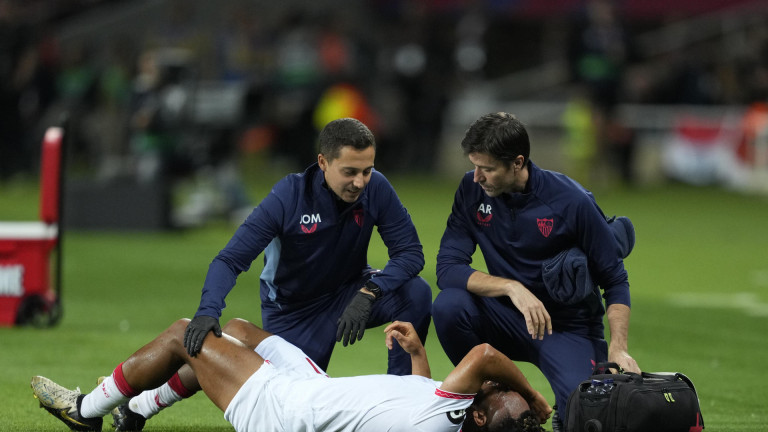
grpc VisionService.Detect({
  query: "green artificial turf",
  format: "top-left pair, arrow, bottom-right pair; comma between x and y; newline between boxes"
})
1,173 -> 766,431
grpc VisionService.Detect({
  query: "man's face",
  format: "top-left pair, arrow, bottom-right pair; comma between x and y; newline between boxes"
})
468,152 -> 519,197
318,145 -> 375,203
477,381 -> 531,429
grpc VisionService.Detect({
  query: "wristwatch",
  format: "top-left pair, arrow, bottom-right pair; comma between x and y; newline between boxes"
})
364,280 -> 382,300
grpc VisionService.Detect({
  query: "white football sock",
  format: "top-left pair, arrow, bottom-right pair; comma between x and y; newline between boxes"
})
80,375 -> 129,418
128,383 -> 184,420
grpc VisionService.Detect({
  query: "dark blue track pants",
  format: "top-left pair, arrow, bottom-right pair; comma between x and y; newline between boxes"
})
432,288 -> 607,416
261,276 -> 432,375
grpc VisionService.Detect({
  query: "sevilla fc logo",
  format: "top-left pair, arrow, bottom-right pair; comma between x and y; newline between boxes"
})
537,218 -> 553,237
353,209 -> 364,227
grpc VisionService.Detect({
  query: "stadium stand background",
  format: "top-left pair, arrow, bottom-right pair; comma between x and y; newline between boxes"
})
3,0 -> 767,227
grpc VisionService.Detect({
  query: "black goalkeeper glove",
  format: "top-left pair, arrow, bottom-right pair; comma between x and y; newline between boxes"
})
336,291 -> 376,346
184,315 -> 222,356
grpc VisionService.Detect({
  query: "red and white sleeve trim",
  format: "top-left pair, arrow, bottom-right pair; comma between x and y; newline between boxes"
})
435,388 -> 475,400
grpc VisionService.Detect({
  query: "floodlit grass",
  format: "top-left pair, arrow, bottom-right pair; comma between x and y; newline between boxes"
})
1,173 -> 767,431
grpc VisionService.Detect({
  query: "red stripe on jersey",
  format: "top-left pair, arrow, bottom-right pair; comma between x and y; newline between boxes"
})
435,388 -> 475,400
305,357 -> 329,377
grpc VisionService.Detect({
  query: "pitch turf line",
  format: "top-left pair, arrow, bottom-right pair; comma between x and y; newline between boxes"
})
668,291 -> 768,317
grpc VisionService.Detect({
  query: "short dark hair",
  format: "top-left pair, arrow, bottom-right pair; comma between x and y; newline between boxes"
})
460,112 -> 530,167
461,410 -> 545,432
317,118 -> 375,161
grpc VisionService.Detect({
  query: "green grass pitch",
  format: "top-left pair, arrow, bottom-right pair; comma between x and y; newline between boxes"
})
1,172 -> 766,431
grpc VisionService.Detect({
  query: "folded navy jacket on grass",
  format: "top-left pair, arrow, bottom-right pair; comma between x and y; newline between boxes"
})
542,216 -> 635,305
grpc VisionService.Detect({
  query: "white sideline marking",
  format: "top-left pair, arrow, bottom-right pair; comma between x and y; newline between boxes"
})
668,292 -> 768,317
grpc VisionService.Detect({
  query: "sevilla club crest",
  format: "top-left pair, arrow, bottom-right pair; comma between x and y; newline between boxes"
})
537,218 -> 553,237
353,208 -> 364,227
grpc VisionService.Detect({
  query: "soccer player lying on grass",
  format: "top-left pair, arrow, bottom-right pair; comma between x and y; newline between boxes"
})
32,319 -> 552,432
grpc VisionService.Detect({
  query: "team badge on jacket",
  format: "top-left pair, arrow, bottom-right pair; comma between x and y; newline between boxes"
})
353,208 -> 364,227
537,218 -> 553,237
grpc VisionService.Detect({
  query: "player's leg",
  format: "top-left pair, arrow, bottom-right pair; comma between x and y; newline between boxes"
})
224,317 -> 275,349
106,318 -> 263,410
33,320 -> 200,431
115,318 -> 274,429
261,297 -> 341,370
32,319 -> 265,430
183,327 -> 265,410
122,364 -> 198,425
148,317 -> 274,395
367,276 -> 432,375
227,318 -> 329,377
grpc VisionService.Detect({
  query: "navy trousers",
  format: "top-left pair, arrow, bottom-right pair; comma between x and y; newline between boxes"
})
432,288 -> 607,417
262,275 -> 432,375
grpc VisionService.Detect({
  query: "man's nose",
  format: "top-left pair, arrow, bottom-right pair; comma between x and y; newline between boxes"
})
473,168 -> 484,183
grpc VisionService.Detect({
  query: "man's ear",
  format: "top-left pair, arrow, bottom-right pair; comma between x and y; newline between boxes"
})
318,153 -> 327,171
472,409 -> 487,427
514,155 -> 525,170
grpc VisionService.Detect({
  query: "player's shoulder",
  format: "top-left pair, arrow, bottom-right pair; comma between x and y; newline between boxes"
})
364,169 -> 399,199
455,171 -> 488,205
273,164 -> 321,193
533,165 -> 592,205
369,168 -> 391,185
454,171 -> 481,193
268,174 -> 302,204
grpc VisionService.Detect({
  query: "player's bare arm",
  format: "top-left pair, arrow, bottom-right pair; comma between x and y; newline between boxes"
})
384,321 -> 431,378
606,303 -> 640,373
466,271 -> 552,340
439,343 -> 552,423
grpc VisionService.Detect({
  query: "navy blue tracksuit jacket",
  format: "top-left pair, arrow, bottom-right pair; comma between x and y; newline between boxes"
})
433,160 -> 631,415
194,162 -> 429,371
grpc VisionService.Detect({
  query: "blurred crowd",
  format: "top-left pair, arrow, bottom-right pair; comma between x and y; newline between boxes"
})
562,0 -> 768,187
1,0 -> 462,186
2,0 -> 768,193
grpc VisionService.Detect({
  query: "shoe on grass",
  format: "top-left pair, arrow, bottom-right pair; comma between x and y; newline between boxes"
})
111,402 -> 146,431
31,375 -> 103,431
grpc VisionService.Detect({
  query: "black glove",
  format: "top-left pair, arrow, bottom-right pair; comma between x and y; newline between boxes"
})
336,291 -> 375,346
184,315 -> 222,356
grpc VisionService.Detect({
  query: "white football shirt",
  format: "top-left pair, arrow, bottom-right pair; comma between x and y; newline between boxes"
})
224,336 -> 475,432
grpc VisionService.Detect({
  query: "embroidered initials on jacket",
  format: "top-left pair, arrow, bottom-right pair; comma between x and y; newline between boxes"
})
476,203 -> 492,226
300,213 -> 321,233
